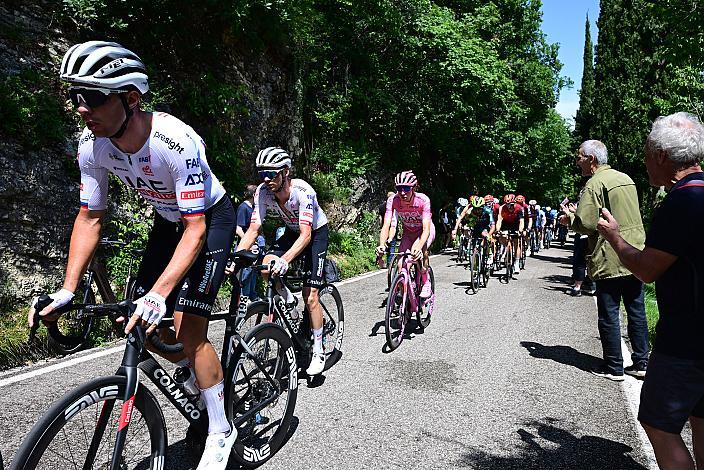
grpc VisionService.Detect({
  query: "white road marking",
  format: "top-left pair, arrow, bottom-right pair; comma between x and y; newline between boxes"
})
592,296 -> 657,468
0,258 -> 422,386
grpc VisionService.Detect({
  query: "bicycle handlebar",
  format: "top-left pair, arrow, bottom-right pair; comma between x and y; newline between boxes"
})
29,296 -> 184,354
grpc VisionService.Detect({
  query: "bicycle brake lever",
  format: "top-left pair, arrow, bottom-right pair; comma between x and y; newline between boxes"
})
28,294 -> 53,343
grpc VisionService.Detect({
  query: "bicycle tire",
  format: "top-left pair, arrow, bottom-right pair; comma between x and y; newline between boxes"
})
12,375 -> 166,470
518,238 -> 526,270
468,249 -> 478,293
504,245 -> 513,282
387,254 -> 399,290
416,266 -> 435,329
46,282 -> 95,355
385,273 -> 408,350
481,243 -> 491,288
227,322 -> 298,468
318,283 -> 345,370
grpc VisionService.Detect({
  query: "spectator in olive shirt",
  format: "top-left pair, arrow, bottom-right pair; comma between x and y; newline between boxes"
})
598,112 -> 704,470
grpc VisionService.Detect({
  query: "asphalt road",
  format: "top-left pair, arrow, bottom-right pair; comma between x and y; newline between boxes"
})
0,242 -> 657,469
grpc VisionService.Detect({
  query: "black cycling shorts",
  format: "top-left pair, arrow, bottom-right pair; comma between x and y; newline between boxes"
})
638,351 -> 704,433
500,221 -> 520,233
133,196 -> 236,318
268,224 -> 329,288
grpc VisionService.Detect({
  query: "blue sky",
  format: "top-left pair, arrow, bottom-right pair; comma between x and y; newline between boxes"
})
540,0 -> 600,127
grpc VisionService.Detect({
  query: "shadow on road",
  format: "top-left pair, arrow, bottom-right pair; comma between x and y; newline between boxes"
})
164,418 -> 302,469
520,341 -> 601,372
458,417 -> 648,470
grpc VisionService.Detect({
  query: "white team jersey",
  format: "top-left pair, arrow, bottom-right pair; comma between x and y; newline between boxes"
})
251,179 -> 328,231
78,112 -> 226,222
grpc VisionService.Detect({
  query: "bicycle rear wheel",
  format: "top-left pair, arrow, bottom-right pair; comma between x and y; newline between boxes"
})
385,273 -> 408,350
416,266 -> 435,329
12,375 -> 165,470
318,283 -> 345,370
47,281 -> 95,355
228,323 -> 298,468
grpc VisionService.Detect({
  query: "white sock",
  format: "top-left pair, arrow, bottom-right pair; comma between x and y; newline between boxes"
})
313,327 -> 323,354
201,380 -> 230,434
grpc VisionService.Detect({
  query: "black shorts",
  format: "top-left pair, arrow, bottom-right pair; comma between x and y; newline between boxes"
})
133,196 -> 236,318
500,221 -> 520,233
268,224 -> 329,288
638,351 -> 704,433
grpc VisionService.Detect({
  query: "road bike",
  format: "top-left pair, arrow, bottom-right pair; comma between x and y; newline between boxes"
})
519,232 -> 528,270
500,231 -> 521,283
33,237 -> 142,355
15,251 -> 297,469
480,235 -> 494,288
239,260 -> 344,376
543,225 -> 553,249
529,227 -> 539,256
384,251 -> 435,351
467,236 -> 484,294
456,229 -> 469,263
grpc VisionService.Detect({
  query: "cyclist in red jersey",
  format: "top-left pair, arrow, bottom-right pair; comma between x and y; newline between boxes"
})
496,194 -> 525,273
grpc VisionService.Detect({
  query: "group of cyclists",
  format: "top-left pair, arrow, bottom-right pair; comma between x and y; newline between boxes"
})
21,39 -> 569,469
449,194 -> 564,276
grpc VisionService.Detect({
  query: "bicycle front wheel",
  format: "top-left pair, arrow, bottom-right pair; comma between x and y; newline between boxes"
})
228,322 -> 298,468
385,273 -> 408,350
468,250 -> 479,293
12,375 -> 166,470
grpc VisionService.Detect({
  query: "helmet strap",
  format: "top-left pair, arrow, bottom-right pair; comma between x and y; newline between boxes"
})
109,94 -> 134,139
272,168 -> 291,193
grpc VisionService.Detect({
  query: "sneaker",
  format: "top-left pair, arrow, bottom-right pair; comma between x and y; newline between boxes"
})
420,281 -> 432,298
306,352 -> 326,376
568,287 -> 582,297
196,425 -> 237,470
583,287 -> 596,296
513,263 -> 519,274
624,364 -> 646,378
589,366 -> 624,382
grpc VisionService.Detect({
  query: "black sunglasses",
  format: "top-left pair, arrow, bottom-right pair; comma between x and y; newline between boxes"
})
259,169 -> 282,180
69,87 -> 127,109
396,185 -> 413,193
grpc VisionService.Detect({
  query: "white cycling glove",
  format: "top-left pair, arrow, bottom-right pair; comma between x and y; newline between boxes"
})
134,292 -> 167,326
47,288 -> 75,309
272,257 -> 289,276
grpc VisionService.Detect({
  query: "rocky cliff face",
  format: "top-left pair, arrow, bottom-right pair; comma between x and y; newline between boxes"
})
0,1 -> 302,306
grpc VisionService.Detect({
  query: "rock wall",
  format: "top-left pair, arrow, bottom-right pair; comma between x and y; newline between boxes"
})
0,1 -> 302,306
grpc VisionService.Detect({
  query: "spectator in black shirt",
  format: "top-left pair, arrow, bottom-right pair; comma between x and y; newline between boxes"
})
598,112 -> 704,470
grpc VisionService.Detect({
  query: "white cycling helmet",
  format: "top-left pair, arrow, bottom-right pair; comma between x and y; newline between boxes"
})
60,41 -> 148,94
394,170 -> 418,186
528,199 -> 537,205
457,197 -> 468,207
256,147 -> 291,170
545,206 -> 552,212
535,205 -> 541,210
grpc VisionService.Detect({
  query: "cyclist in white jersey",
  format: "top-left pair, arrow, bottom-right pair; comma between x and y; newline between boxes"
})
235,147 -> 330,375
27,41 -> 237,469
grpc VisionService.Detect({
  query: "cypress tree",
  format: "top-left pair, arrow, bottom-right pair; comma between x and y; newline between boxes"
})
574,14 -> 594,143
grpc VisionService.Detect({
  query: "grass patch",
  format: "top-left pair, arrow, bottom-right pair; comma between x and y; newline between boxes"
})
644,283 -> 658,347
0,308 -> 54,371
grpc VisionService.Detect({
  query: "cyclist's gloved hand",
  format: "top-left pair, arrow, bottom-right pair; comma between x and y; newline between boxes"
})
271,257 -> 289,276
28,288 -> 75,328
127,292 -> 167,335
375,245 -> 386,257
411,246 -> 423,261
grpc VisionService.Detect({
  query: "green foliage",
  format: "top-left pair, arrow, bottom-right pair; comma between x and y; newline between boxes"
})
644,283 -> 658,347
328,211 -> 379,278
0,70 -> 69,149
574,14 -> 595,143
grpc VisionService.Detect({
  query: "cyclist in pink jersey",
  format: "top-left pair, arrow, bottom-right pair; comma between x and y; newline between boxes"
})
376,171 -> 435,298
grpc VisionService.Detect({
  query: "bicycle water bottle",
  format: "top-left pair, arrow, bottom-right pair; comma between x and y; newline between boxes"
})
174,367 -> 204,409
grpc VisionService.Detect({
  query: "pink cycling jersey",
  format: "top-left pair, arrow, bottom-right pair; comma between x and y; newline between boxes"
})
384,192 -> 435,249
